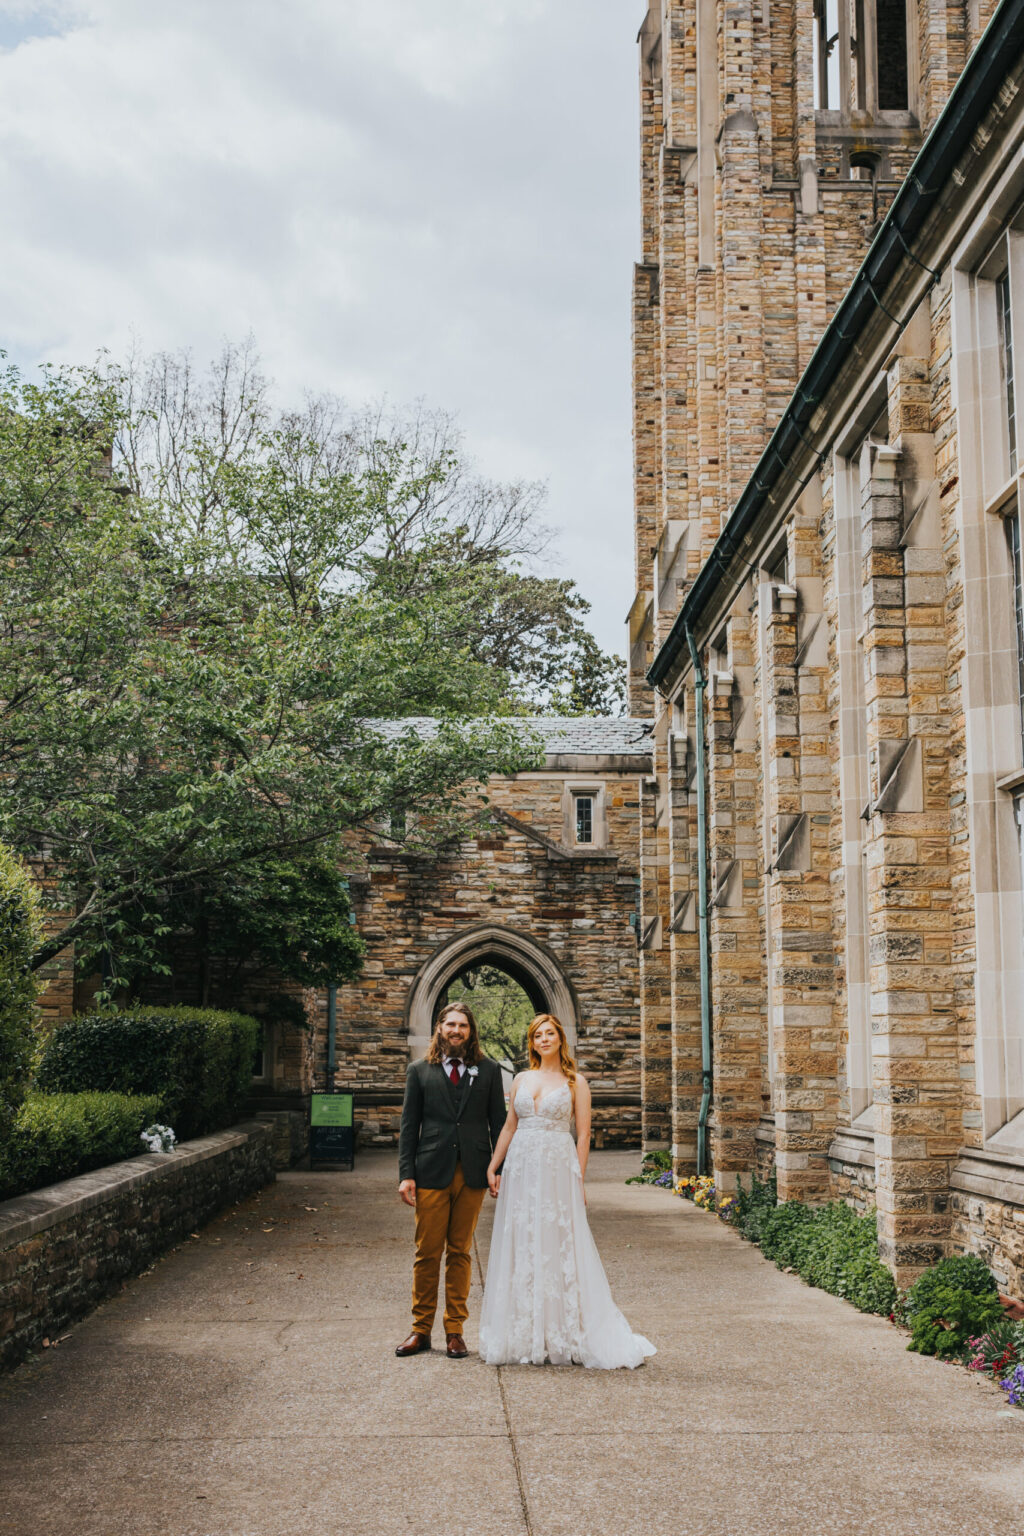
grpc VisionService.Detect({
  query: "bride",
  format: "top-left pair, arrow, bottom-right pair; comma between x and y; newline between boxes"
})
478,1013 -> 655,1369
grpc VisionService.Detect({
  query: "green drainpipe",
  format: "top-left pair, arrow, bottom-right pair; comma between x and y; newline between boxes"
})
327,984 -> 338,1088
686,628 -> 713,1178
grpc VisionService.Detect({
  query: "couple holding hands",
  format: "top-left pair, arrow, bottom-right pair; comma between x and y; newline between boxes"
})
395,1003 -> 654,1369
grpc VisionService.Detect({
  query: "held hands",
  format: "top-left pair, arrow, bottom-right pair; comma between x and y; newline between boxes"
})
487,1166 -> 501,1198
398,1179 -> 416,1207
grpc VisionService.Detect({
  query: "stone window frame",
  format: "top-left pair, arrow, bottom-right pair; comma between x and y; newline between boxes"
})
812,0 -> 918,123
754,547 -> 790,1110
829,394 -> 892,1132
951,183 -> 1024,1153
251,1019 -> 273,1086
561,779 -> 608,851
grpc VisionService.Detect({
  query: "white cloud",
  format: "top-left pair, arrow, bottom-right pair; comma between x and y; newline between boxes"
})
0,0 -> 646,657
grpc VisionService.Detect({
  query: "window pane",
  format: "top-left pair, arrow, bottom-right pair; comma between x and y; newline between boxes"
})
998,270 -> 1018,477
575,796 -> 594,844
876,0 -> 908,110
1006,510 -> 1024,754
814,0 -> 841,109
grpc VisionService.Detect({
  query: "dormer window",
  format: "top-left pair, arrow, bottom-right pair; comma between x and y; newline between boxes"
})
575,795 -> 594,845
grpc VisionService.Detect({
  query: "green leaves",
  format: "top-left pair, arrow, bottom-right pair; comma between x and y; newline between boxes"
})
0,347 -> 613,994
0,844 -> 43,1141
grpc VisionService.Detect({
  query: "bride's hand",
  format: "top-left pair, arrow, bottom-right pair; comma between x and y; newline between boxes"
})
487,1166 -> 501,1198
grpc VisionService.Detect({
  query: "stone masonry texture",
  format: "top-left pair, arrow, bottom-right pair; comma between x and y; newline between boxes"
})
0,1124 -> 275,1373
631,2 -> 1024,1291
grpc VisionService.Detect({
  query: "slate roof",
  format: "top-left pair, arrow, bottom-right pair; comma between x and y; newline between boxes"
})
366,716 -> 653,757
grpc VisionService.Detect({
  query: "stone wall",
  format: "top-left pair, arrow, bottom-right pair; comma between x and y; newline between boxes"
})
295,728 -> 652,1150
631,0 -> 1024,1293
951,1154 -> 1024,1299
0,1124 -> 274,1373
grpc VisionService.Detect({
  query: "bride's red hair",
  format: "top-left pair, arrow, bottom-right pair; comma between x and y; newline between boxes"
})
526,1014 -> 577,1089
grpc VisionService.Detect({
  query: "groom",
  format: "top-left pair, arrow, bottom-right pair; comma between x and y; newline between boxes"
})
396,1002 -> 506,1359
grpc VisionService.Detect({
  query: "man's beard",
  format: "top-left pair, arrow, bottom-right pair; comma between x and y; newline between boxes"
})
443,1037 -> 467,1059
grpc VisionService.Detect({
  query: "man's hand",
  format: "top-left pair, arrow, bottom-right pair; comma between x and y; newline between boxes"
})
487,1168 -> 500,1199
399,1179 -> 416,1207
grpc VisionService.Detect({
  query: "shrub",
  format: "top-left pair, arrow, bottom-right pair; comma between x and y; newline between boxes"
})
0,1091 -> 162,1199
0,844 -> 43,1142
907,1286 -> 1003,1358
36,1006 -> 261,1139
903,1253 -> 998,1321
758,1199 -> 897,1316
901,1253 -> 1002,1357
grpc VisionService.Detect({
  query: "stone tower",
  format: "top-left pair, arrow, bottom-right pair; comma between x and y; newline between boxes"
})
630,2 -> 1002,1166
629,0 -> 985,712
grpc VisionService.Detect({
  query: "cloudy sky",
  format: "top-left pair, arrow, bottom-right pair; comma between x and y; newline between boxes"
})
0,0 -> 645,657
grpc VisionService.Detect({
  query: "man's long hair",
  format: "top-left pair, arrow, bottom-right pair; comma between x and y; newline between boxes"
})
426,1001 -> 484,1066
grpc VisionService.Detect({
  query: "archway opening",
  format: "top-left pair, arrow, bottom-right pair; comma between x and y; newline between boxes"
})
405,923 -> 578,1065
444,961 -> 537,1073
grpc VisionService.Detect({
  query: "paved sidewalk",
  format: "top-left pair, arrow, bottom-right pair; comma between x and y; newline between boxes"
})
1,1150 -> 1023,1536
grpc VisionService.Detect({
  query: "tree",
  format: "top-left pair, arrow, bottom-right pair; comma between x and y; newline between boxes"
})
165,854 -> 367,1004
0,844 -> 42,1141
0,345 -> 621,994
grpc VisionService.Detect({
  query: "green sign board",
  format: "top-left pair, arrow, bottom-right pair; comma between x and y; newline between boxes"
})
310,1092 -> 355,1169
311,1093 -> 353,1128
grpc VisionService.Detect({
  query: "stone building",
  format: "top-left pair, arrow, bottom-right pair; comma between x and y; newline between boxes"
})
631,0 -> 1024,1291
256,718 -> 653,1150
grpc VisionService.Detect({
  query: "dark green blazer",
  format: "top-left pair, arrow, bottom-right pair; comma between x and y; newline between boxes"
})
398,1056 -> 506,1190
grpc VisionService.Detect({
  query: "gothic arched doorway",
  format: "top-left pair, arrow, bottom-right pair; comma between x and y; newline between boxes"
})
404,924 -> 578,1064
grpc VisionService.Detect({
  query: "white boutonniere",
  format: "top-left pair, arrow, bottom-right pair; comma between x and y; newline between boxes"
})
467,1066 -> 479,1078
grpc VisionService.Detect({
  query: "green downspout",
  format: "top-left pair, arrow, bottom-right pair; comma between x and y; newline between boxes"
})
327,984 -> 338,1089
686,628 -> 712,1177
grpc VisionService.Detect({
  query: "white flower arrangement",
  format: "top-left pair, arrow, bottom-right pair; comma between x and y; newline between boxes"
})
467,1066 -> 479,1078
140,1123 -> 177,1154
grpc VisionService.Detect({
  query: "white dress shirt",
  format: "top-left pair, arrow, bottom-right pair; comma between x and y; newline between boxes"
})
442,1055 -> 466,1081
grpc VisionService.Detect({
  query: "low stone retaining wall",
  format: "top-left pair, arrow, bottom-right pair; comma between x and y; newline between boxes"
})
0,1121 -> 274,1373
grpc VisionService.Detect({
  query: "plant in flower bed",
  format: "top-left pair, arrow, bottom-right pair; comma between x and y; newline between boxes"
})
733,1170 -> 778,1243
1000,1363 -> 1024,1406
963,1317 -> 1024,1377
903,1253 -> 1002,1358
675,1174 -> 717,1210
625,1150 -> 673,1186
733,1187 -> 897,1316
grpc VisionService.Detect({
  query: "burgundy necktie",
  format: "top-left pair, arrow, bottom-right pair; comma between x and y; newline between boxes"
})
449,1063 -> 460,1085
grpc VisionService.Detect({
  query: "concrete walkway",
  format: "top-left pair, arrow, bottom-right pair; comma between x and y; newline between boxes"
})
1,1150 -> 1023,1536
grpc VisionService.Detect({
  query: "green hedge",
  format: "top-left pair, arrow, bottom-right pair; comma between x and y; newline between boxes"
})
734,1177 -> 897,1316
0,844 -> 43,1142
0,1091 -> 163,1200
35,1006 -> 261,1140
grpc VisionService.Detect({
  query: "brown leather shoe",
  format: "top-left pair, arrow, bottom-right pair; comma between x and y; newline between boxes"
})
395,1332 -> 431,1357
446,1333 -> 469,1358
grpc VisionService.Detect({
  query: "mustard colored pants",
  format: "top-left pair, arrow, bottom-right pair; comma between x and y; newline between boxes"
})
411,1163 -> 486,1336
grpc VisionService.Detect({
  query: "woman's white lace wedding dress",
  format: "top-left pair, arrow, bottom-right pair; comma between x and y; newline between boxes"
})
478,1081 -> 655,1369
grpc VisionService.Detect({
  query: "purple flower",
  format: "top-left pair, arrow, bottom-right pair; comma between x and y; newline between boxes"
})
999,1364 -> 1024,1407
